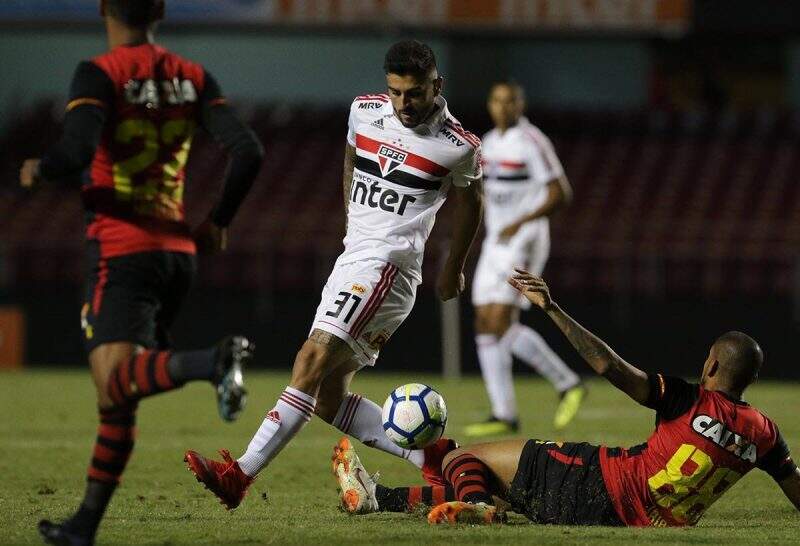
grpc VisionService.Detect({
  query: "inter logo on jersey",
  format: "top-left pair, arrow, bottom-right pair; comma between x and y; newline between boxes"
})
377,144 -> 407,177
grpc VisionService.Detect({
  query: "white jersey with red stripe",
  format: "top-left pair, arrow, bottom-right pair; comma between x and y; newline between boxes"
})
480,116 -> 563,239
343,93 -> 482,279
309,93 -> 480,365
310,257 -> 414,367
471,117 -> 563,309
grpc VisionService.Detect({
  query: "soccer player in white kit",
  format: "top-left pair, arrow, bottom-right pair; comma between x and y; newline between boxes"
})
464,81 -> 584,438
185,41 -> 484,509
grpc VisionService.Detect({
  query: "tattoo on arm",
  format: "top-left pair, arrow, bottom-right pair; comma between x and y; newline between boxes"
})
342,144 -> 356,229
547,305 -> 649,403
549,308 -> 613,372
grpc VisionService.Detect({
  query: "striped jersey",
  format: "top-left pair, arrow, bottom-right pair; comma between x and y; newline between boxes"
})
481,117 -> 563,239
82,44 -> 211,258
601,375 -> 795,527
344,93 -> 482,276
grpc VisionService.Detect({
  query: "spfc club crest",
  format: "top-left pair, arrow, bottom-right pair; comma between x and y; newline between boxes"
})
377,144 -> 407,177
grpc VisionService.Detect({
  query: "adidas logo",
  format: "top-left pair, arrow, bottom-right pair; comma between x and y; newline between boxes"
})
266,410 -> 281,424
371,118 -> 384,130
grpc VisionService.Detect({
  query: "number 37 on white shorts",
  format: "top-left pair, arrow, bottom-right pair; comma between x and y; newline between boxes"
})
310,258 -> 418,367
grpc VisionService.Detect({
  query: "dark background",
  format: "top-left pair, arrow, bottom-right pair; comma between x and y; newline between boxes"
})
2,1 -> 800,379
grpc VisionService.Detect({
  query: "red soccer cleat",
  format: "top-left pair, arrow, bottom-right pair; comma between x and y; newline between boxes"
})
427,501 -> 501,525
184,449 -> 254,510
422,438 -> 459,486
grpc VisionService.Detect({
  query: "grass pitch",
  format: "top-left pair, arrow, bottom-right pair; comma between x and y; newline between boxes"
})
1,369 -> 798,545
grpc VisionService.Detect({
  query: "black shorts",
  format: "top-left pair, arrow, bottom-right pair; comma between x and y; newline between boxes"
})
82,246 -> 196,353
507,439 -> 623,526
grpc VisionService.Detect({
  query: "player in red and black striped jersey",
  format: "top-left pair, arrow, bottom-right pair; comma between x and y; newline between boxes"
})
347,271 -> 800,526
19,2 -> 263,545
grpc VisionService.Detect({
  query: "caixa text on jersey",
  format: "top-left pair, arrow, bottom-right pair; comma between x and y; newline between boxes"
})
123,78 -> 198,108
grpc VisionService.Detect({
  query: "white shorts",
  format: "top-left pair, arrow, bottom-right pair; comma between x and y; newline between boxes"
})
471,226 -> 550,309
311,258 -> 418,367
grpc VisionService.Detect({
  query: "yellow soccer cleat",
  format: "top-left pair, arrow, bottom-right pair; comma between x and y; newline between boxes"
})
427,501 -> 503,525
331,437 -> 379,514
553,385 -> 586,430
463,417 -> 519,438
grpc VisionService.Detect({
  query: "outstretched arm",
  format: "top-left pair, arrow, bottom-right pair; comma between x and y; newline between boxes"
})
508,270 -> 650,404
779,469 -> 800,511
437,179 -> 483,301
761,435 -> 800,512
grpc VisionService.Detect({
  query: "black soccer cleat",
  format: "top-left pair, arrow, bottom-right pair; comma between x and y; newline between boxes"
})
38,519 -> 92,546
212,336 -> 253,422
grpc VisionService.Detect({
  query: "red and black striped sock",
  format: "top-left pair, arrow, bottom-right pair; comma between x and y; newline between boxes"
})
69,405 -> 137,538
443,453 -> 493,504
375,484 -> 454,512
87,405 -> 137,485
107,350 -> 178,406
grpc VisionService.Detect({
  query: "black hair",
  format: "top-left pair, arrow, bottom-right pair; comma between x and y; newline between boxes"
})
105,0 -> 164,27
383,40 -> 438,79
714,331 -> 763,392
490,79 -> 525,99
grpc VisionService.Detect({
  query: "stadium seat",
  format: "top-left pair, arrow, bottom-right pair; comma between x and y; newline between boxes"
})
4,102 -> 800,298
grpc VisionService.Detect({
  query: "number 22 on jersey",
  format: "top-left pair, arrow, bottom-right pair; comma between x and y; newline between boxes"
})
112,118 -> 195,221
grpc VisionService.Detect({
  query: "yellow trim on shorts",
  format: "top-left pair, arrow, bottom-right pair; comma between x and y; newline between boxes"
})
66,97 -> 106,111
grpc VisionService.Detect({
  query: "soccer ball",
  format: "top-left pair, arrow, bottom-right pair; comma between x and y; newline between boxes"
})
381,383 -> 447,449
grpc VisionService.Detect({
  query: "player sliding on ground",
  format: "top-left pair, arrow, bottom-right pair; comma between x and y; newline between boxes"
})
466,80 -> 584,438
22,2 -> 264,544
185,40 -> 483,509
333,270 -> 800,526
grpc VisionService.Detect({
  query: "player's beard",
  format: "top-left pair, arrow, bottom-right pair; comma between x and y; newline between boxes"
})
395,108 -> 420,128
394,102 -> 436,128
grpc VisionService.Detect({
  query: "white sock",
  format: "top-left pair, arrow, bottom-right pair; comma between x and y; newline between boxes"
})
476,333 -> 517,421
505,324 -> 581,392
237,386 -> 315,477
333,393 -> 425,468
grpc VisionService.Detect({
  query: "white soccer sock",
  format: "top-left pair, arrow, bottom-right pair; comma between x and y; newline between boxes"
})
505,324 -> 581,392
333,393 -> 424,468
476,333 -> 517,421
237,386 -> 315,477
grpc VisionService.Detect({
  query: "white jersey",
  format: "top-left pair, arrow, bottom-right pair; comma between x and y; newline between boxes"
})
481,117 -> 563,240
343,93 -> 482,278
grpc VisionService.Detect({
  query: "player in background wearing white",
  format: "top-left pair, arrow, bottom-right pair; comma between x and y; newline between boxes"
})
464,81 -> 585,438
184,40 -> 484,510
